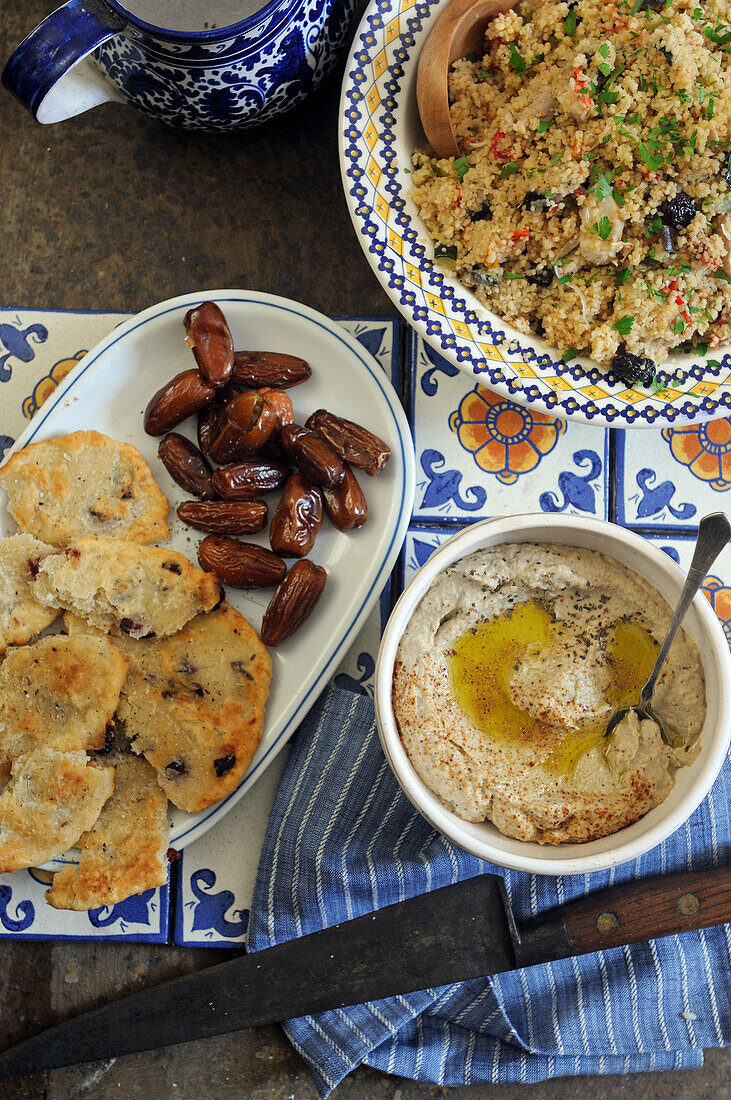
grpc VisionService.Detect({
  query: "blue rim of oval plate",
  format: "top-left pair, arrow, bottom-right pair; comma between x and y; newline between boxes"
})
2,290 -> 415,861
339,0 -> 731,429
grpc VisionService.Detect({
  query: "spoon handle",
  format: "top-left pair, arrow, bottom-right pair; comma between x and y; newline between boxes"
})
639,512 -> 731,709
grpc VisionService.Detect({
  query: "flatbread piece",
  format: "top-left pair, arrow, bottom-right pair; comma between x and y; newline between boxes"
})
33,536 -> 223,639
0,748 -> 114,873
46,753 -> 169,911
0,635 -> 128,771
68,603 -> 271,812
0,533 -> 58,654
0,430 -> 170,546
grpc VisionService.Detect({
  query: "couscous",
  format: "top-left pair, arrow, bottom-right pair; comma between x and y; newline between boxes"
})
411,0 -> 731,384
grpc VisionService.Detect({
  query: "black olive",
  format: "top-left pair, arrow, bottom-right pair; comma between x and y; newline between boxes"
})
658,191 -> 697,229
610,351 -> 656,387
470,202 -> 492,222
642,0 -> 668,11
534,318 -> 546,337
724,152 -> 731,188
521,190 -> 550,212
469,265 -> 500,289
660,46 -> 674,65
526,266 -> 555,287
165,759 -> 188,776
661,225 -> 675,253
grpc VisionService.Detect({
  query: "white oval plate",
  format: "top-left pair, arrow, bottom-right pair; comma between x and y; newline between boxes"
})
0,290 -> 415,864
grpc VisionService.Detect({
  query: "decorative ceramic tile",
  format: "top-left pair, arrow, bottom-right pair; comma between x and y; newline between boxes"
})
0,308 -> 402,945
0,307 -> 129,452
402,525 -> 455,588
174,588 -> 391,947
639,531 -> 731,646
409,334 -> 610,525
0,868 -> 169,942
174,752 -> 289,948
614,418 -> 731,532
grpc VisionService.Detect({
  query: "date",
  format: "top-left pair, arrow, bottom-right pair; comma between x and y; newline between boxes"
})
209,391 -> 278,464
184,301 -> 234,388
280,423 -> 344,489
257,387 -> 295,430
158,433 -> 214,499
212,460 -> 290,500
197,400 -> 219,455
178,500 -> 267,534
144,368 -> 216,436
232,351 -> 311,389
269,472 -> 323,558
198,536 -> 286,588
306,409 -> 390,475
260,559 -> 327,646
322,463 -> 368,531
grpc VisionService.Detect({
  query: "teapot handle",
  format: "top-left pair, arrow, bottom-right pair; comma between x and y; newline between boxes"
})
2,0 -> 126,124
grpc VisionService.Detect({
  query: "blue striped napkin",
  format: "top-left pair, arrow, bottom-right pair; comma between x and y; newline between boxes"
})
248,686 -> 730,1096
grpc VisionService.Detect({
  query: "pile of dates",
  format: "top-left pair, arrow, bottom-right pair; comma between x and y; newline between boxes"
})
144,301 -> 391,646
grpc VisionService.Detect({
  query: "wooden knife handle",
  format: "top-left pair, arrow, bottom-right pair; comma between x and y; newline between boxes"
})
513,865 -> 731,967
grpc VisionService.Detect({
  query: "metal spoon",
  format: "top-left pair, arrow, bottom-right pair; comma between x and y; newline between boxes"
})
416,0 -> 518,159
606,512 -> 730,746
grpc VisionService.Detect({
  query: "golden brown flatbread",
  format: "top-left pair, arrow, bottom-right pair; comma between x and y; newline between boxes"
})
0,430 -> 170,546
0,635 -> 128,772
0,533 -> 58,654
68,604 -> 271,812
0,749 -> 114,873
33,536 -> 223,639
46,753 -> 169,911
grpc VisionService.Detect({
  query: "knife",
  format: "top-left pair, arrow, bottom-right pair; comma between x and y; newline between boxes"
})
1,865 -> 728,1080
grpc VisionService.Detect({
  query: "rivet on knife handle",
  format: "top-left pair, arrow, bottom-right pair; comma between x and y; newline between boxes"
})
511,866 -> 731,967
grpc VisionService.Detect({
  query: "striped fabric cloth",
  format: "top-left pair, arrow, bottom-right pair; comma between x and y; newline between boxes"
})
248,687 -> 730,1096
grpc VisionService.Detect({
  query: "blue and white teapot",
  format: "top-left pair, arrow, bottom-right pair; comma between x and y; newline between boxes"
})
2,0 -> 358,130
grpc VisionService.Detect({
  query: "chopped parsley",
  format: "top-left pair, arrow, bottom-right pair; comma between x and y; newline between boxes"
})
509,44 -> 527,74
454,155 -> 470,182
592,216 -> 613,240
592,172 -> 614,201
562,347 -> 581,363
564,9 -> 577,35
498,161 -> 520,179
613,315 -> 635,335
537,119 -> 555,134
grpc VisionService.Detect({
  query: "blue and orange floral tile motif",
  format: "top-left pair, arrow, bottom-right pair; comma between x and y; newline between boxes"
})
23,350 -> 86,419
409,336 -> 610,523
616,415 -> 731,530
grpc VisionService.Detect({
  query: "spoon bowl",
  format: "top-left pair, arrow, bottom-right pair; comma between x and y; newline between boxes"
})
416,0 -> 519,158
604,512 -> 731,746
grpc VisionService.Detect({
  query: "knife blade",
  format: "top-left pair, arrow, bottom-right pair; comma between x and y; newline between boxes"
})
0,865 -> 728,1080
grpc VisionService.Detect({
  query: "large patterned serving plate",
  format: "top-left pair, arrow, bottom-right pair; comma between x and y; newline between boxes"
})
338,0 -> 731,428
0,290 -> 415,864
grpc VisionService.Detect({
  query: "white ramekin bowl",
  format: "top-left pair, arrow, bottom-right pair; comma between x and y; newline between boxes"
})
375,514 -> 731,876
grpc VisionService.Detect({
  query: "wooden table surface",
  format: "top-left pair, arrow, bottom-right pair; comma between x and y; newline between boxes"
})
1,4 -> 729,1098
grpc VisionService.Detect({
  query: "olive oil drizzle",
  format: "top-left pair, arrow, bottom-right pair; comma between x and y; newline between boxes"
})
447,601 -> 659,776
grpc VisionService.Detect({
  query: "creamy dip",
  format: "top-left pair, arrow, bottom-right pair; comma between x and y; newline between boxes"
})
392,543 -> 706,845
